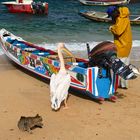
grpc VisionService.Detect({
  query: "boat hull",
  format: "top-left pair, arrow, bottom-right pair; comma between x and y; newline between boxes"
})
2,2 -> 48,14
0,29 -> 118,101
79,0 -> 129,6
79,10 -> 140,25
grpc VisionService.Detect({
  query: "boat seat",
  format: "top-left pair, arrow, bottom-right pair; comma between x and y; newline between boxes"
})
102,15 -> 108,18
13,41 -> 37,51
47,54 -> 87,67
6,38 -> 30,49
32,50 -> 50,57
6,37 -> 16,44
47,45 -> 76,64
47,55 -> 58,60
88,11 -> 96,15
67,62 -> 87,68
47,55 -> 76,63
134,16 -> 140,20
63,56 -> 76,64
47,55 -> 87,67
22,48 -> 37,52
15,42 -> 30,49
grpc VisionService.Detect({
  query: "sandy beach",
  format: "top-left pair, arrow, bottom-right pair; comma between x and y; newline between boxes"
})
0,54 -> 140,140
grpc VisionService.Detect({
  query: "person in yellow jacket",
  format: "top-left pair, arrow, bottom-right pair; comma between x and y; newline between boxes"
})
107,6 -> 132,89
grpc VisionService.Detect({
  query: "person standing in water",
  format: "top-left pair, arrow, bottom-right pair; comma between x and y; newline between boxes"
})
107,6 -> 132,89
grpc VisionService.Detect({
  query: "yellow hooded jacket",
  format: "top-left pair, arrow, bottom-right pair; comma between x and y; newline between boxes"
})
110,7 -> 132,57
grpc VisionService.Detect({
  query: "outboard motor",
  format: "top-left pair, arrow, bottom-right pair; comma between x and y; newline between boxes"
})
31,1 -> 45,14
88,41 -> 137,80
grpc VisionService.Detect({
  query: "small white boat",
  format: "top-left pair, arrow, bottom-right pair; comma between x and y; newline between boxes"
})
79,10 -> 140,25
79,0 -> 130,6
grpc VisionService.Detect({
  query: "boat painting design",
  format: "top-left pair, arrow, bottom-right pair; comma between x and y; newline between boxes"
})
78,0 -> 130,6
2,0 -> 48,14
0,29 -> 119,101
79,10 -> 140,25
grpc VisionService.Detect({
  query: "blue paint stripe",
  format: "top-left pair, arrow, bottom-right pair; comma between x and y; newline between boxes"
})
53,61 -> 59,67
112,74 -> 116,93
72,67 -> 87,75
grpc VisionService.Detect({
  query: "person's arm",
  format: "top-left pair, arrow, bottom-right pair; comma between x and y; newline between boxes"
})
110,18 -> 128,36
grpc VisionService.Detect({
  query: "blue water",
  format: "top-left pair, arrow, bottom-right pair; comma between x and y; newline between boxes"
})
0,0 -> 140,53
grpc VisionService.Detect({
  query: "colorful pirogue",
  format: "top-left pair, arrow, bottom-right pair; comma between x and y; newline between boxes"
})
0,29 -> 136,101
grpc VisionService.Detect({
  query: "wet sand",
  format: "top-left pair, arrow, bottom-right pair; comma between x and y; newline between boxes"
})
0,54 -> 140,140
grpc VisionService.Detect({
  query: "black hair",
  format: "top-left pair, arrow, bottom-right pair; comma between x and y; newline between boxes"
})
111,7 -> 120,24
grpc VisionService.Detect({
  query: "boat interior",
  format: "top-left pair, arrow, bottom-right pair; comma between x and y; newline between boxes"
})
4,34 -> 88,68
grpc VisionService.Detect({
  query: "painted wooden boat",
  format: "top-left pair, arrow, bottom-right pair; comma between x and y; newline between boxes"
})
2,0 -> 48,14
79,10 -> 140,25
0,29 -> 118,101
79,0 -> 130,6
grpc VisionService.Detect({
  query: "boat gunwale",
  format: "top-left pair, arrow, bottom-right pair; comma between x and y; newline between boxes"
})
80,10 -> 140,25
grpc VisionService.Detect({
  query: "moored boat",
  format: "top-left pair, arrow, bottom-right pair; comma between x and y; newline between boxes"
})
0,29 -> 137,101
78,0 -> 130,6
2,0 -> 48,14
79,10 -> 140,25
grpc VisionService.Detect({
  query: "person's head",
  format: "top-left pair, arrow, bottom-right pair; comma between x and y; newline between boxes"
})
106,6 -> 120,23
119,7 -> 130,18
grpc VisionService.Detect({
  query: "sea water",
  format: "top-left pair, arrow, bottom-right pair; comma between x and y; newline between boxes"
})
0,0 -> 140,59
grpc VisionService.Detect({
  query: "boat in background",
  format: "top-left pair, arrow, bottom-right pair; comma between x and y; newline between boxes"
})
130,0 -> 140,3
79,0 -> 130,6
2,0 -> 48,14
79,10 -> 140,25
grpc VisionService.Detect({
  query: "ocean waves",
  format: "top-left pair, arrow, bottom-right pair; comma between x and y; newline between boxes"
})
0,40 -> 140,56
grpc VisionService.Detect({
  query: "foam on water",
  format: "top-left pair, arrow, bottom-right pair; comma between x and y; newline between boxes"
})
0,40 -> 140,56
0,50 -> 4,55
132,40 -> 140,47
38,41 -> 100,51
37,40 -> 140,51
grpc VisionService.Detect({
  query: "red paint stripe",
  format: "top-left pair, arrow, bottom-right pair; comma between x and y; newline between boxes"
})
115,75 -> 119,92
22,51 -> 26,55
88,69 -> 92,93
30,54 -> 37,59
71,77 -> 83,85
48,59 -> 52,64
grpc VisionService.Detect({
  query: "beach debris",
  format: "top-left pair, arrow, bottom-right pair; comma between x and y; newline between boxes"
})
9,128 -> 14,131
131,66 -> 140,75
17,114 -> 43,133
50,43 -> 71,111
